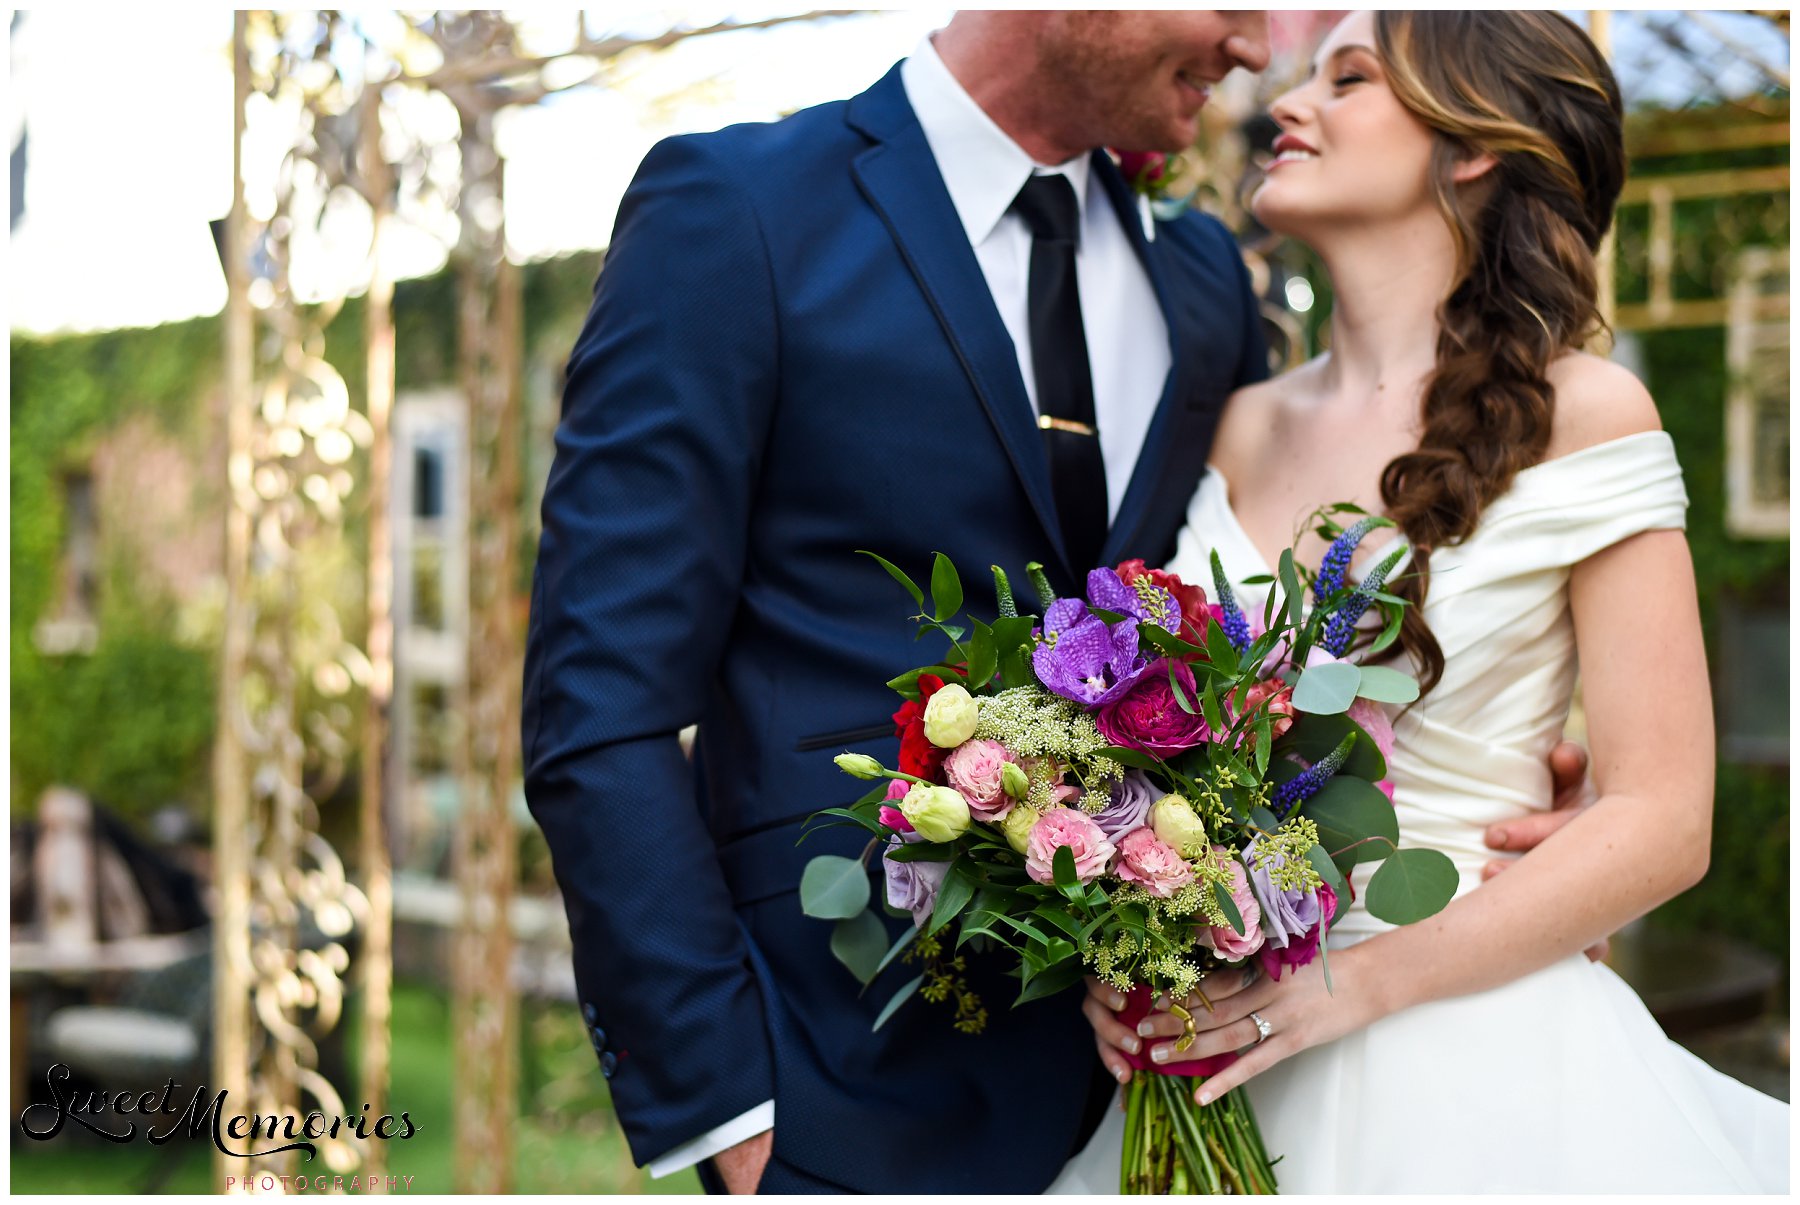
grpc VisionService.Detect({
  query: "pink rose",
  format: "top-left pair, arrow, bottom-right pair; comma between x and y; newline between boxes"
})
1347,698 -> 1396,762
1024,808 -> 1117,886
943,739 -> 1019,822
1233,679 -> 1297,743
1114,827 -> 1195,898
884,779 -> 910,801
878,805 -> 913,833
1096,660 -> 1212,756
1197,848 -> 1265,961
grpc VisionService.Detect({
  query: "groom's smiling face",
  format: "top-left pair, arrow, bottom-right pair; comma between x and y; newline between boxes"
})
1037,11 -> 1272,153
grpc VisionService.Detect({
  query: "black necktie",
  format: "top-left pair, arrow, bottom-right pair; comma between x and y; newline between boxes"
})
1011,173 -> 1108,576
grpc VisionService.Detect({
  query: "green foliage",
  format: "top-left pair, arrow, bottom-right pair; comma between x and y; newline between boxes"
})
10,250 -> 609,825
1640,325 -> 1789,963
11,320 -> 222,818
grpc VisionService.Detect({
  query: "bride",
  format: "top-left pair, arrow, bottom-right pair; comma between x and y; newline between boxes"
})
1054,10 -> 1788,1194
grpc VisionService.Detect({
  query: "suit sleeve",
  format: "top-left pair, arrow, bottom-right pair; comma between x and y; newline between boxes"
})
521,132 -> 780,1167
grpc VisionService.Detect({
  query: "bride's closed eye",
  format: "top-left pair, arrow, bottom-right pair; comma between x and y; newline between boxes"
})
1332,73 -> 1367,89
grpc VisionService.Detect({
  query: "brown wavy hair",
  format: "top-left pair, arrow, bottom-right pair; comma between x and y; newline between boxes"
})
1369,11 -> 1625,693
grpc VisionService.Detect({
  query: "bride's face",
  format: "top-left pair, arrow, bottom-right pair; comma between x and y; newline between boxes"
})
1250,11 -> 1440,242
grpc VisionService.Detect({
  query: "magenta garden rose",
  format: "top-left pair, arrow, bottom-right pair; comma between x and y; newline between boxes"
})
1024,807 -> 1117,886
1095,659 -> 1211,756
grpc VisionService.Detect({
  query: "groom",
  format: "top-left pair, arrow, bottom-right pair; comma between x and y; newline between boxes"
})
523,11 -> 1591,1194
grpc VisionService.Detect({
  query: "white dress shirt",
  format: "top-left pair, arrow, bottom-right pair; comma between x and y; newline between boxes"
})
647,33 -> 1172,1181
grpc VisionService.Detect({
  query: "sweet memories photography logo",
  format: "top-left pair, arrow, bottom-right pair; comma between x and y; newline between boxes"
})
17,1063 -> 418,1163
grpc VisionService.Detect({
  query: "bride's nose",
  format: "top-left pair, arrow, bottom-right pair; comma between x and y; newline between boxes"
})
1268,87 -> 1307,132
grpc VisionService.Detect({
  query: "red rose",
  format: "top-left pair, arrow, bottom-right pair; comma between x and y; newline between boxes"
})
1115,559 -> 1213,651
1114,150 -> 1168,188
893,672 -> 955,782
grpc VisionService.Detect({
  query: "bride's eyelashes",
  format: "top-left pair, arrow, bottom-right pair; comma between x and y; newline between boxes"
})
1332,74 -> 1366,89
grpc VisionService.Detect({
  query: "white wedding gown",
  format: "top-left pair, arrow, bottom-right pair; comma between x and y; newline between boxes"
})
1050,431 -> 1789,1193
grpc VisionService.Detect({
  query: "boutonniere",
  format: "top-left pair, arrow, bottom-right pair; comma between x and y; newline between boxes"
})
1111,149 -> 1200,222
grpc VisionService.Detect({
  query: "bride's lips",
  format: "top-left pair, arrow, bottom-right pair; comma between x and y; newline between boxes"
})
1265,132 -> 1320,172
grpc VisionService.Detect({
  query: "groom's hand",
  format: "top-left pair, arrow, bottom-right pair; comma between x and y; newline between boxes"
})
1482,740 -> 1610,962
715,1130 -> 773,1194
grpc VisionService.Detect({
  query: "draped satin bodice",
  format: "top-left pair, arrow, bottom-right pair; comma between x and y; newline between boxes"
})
1166,431 -> 1689,939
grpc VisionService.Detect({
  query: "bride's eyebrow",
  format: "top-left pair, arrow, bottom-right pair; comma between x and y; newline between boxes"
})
1306,43 -> 1380,80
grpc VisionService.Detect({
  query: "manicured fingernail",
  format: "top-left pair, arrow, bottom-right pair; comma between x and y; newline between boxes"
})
1124,1036 -> 1141,1054
1196,1090 -> 1212,1105
1137,1020 -> 1155,1037
1114,1068 -> 1129,1084
1152,1045 -> 1169,1063
1110,992 -> 1126,1010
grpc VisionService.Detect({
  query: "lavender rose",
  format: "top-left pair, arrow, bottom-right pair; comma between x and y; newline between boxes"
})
1093,770 -> 1161,841
883,832 -> 950,929
1245,836 -> 1342,980
1096,659 -> 1212,755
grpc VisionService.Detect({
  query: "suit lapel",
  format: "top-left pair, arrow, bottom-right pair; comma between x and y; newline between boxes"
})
1091,151 -> 1191,568
846,67 -> 1071,579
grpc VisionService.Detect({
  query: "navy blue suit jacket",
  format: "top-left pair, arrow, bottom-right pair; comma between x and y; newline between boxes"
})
522,61 -> 1268,1193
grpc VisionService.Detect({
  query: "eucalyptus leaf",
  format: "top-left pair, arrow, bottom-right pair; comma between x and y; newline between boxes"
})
1281,710 -> 1389,781
800,855 -> 871,920
1292,662 -> 1361,715
830,909 -> 890,984
1355,664 -> 1420,704
1364,847 -> 1458,924
1300,777 -> 1399,865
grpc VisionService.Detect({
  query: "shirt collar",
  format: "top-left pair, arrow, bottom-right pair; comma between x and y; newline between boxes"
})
901,33 -> 1092,247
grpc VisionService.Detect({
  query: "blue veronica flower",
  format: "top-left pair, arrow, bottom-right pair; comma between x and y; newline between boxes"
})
1272,733 -> 1358,820
1209,549 -> 1251,653
1314,517 -> 1379,603
1320,544 -> 1408,658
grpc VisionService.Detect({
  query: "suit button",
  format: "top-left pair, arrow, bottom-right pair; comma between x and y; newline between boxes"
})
599,1051 -> 618,1079
582,1002 -> 599,1026
589,1024 -> 606,1052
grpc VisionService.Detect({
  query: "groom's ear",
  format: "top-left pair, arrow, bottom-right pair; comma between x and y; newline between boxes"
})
1451,148 -> 1499,185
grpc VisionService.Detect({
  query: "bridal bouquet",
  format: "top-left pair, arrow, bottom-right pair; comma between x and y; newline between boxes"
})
800,509 -> 1457,1194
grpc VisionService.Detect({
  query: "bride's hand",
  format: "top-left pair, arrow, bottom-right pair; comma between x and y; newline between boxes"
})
1106,952 -> 1385,1107
1080,964 -> 1265,1087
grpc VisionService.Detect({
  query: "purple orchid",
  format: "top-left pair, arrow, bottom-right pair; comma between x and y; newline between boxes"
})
1031,569 -> 1177,707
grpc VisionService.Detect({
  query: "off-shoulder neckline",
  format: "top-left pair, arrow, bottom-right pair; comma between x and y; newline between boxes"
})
1197,430 -> 1676,581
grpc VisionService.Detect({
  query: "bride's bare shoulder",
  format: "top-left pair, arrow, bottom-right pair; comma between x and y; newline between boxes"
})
1542,351 -> 1663,461
1212,357 -> 1321,475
